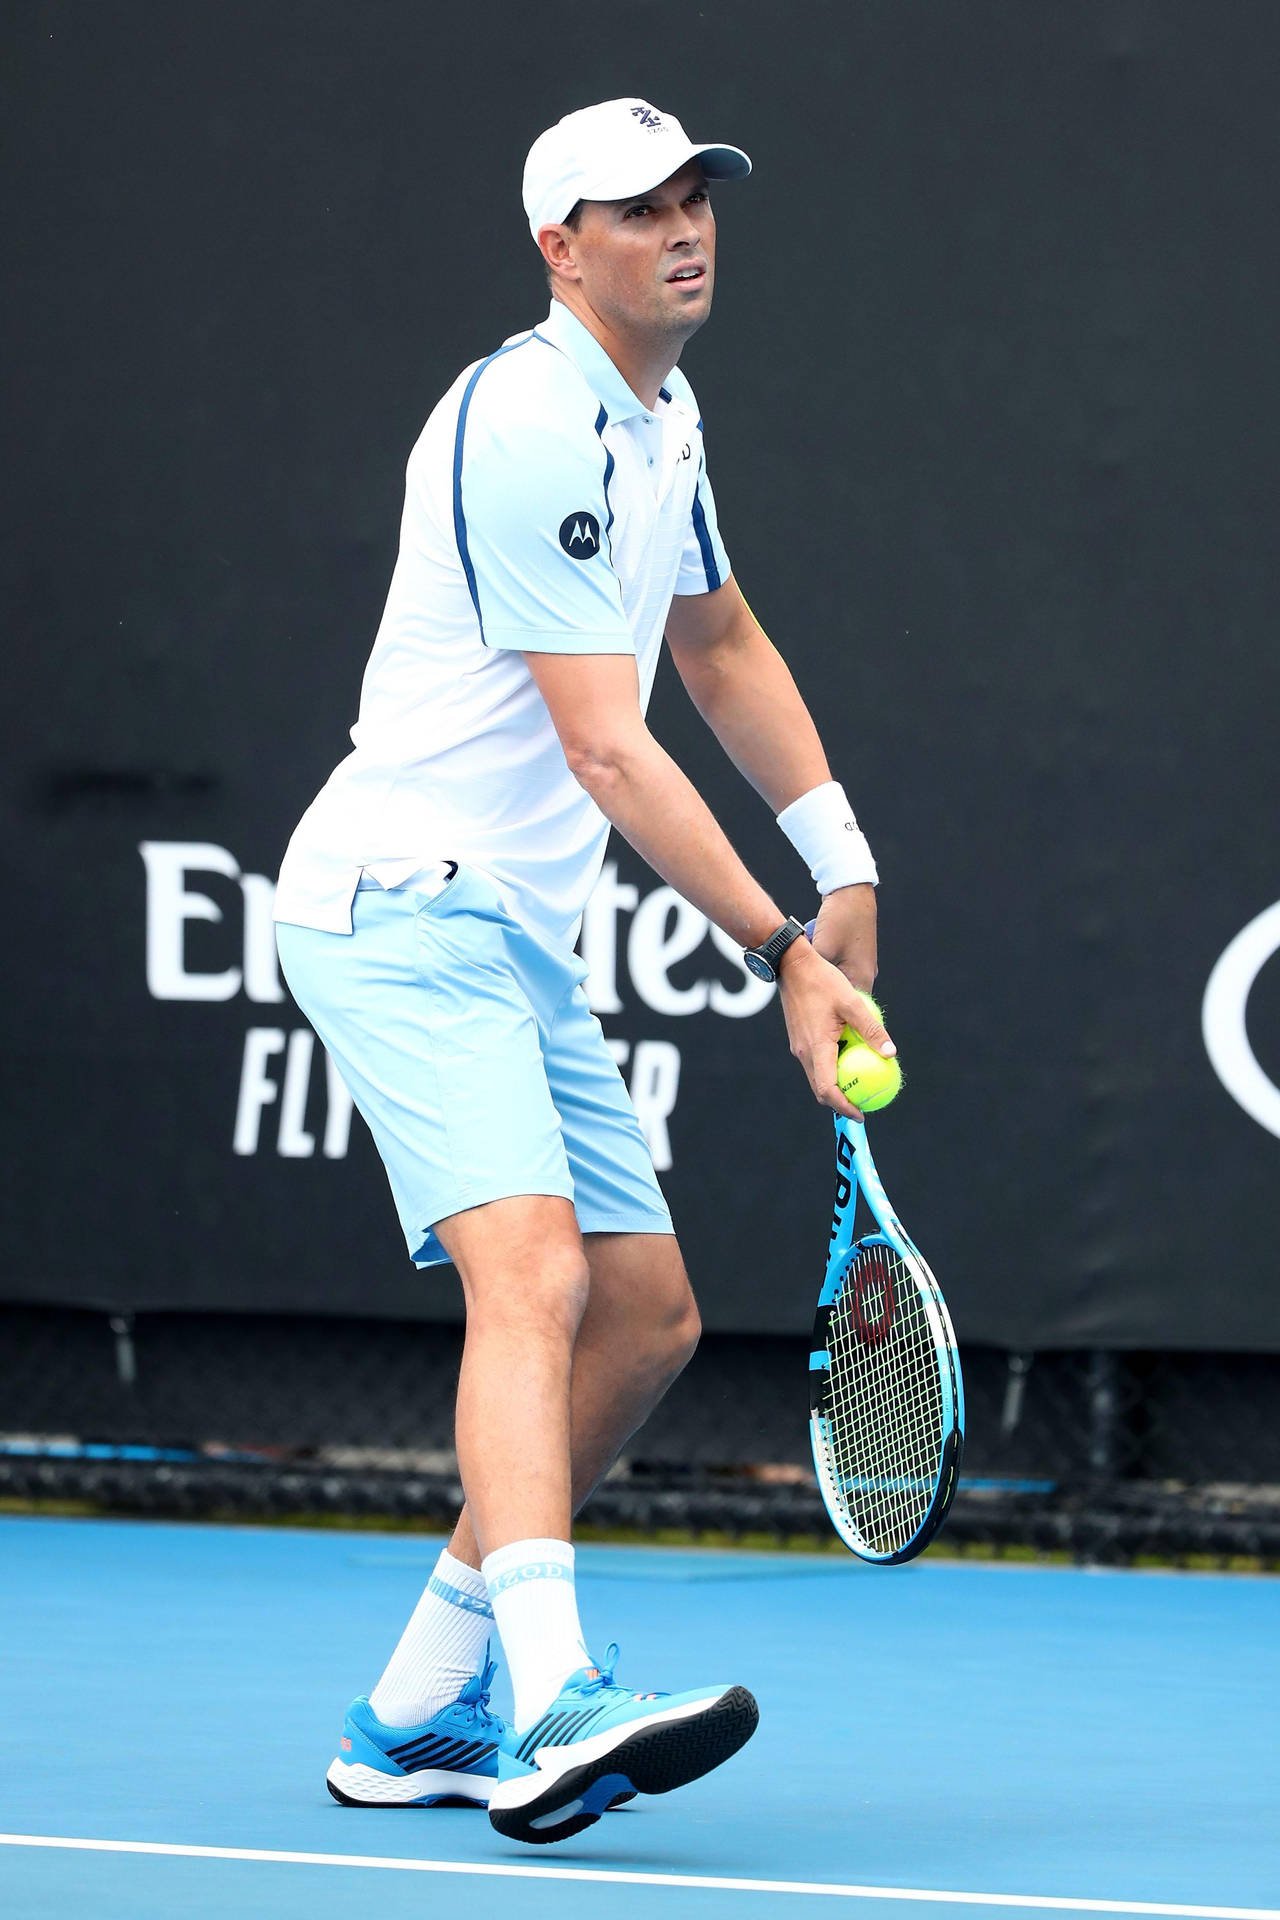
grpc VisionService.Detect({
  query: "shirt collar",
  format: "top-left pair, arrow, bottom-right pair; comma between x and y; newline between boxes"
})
536,300 -> 669,424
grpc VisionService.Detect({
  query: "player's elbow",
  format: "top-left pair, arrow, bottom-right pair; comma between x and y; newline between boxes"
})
560,727 -> 650,797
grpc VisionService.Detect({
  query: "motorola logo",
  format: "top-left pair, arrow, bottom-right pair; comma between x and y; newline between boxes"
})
559,512 -> 601,559
1202,900 -> 1280,1138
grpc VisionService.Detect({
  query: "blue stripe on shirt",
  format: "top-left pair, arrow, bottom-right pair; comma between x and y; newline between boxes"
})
593,404 -> 616,551
690,460 -> 721,591
452,334 -> 539,645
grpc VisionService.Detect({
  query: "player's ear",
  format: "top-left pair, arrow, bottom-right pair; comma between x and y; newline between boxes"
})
538,222 -> 580,283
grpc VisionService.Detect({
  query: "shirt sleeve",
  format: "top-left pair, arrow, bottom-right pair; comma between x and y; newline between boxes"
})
673,456 -> 732,596
455,385 -> 634,654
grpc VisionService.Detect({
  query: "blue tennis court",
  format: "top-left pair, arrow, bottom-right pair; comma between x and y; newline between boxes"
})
2,1516 -> 1275,1918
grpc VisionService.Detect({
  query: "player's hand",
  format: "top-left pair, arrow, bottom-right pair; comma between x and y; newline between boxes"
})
811,883 -> 878,994
776,938 -> 896,1121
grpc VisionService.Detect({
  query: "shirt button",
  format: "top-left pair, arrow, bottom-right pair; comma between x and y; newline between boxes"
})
647,456 -> 654,467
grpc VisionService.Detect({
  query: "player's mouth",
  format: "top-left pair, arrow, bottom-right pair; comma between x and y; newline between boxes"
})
666,260 -> 708,287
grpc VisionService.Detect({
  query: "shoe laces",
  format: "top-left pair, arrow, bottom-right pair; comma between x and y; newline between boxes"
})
579,1644 -> 666,1704
455,1653 -> 503,1732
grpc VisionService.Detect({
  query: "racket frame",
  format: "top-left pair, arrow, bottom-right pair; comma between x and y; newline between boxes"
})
809,1116 -> 965,1563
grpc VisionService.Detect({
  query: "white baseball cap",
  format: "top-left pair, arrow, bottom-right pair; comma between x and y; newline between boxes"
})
522,98 -> 752,240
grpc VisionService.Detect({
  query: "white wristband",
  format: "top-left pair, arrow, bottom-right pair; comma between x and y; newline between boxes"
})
776,781 -> 879,893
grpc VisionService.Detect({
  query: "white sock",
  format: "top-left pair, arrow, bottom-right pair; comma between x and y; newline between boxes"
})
482,1537 -> 591,1732
367,1548 -> 494,1728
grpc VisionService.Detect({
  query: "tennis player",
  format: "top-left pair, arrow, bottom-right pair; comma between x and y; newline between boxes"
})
273,97 -> 893,1847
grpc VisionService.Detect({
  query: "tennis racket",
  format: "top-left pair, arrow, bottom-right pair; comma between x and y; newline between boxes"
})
803,925 -> 964,1562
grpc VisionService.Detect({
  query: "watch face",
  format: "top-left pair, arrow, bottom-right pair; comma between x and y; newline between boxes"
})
743,950 -> 775,983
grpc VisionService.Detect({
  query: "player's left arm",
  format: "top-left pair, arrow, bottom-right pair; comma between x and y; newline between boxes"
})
664,576 -> 877,993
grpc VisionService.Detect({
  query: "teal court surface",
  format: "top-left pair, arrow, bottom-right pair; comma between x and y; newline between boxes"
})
1,1516 -> 1276,1919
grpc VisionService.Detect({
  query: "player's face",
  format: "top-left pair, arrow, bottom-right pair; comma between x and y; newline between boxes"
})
572,163 -> 716,338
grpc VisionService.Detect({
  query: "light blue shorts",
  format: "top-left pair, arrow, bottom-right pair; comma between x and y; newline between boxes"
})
275,866 -> 673,1267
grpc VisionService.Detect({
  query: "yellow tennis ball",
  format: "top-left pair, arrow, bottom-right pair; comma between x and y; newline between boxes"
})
836,1002 -> 903,1113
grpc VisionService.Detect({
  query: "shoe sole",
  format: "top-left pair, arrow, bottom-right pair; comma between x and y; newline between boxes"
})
326,1757 -> 634,1814
326,1758 -> 490,1807
488,1685 -> 758,1846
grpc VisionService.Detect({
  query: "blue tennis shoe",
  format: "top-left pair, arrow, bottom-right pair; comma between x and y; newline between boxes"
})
326,1660 -> 503,1807
487,1645 -> 758,1845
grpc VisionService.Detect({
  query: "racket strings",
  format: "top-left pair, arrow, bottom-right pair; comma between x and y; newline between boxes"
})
819,1244 -> 946,1555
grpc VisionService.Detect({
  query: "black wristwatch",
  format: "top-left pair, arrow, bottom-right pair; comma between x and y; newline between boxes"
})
743,916 -> 807,983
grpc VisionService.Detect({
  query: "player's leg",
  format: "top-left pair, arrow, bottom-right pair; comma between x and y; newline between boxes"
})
527,968 -> 704,1530
363,1224 -> 697,1767
357,1192 -> 595,1751
454,1211 -> 754,1846
570,1230 -> 704,1511
437,975 -> 700,1702
325,1187 -> 591,1811
432,1202 -> 708,1747
572,1231 -> 702,1472
479,979 -> 756,1844
445,1228 -> 699,1571
277,871 -> 591,1805
439,1193 -> 590,1555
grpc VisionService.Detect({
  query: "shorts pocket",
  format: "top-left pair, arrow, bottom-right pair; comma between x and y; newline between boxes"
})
414,863 -> 514,929
407,860 -> 461,916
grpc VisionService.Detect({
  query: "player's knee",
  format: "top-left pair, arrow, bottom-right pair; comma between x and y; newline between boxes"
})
669,1290 -> 701,1373
653,1275 -> 701,1380
519,1249 -> 592,1334
465,1244 -> 591,1338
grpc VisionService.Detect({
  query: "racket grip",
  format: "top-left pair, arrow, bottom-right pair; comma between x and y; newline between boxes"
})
803,918 -> 816,941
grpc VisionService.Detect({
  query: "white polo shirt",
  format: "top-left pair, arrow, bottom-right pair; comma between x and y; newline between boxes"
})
273,299 -> 731,948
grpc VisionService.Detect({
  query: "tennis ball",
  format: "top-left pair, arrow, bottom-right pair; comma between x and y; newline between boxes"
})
836,1000 -> 902,1112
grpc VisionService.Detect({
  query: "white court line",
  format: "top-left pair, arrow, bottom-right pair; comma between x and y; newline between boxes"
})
0,1835 -> 1276,1918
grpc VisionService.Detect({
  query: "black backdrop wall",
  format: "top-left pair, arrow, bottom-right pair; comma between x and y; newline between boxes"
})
4,1 -> 1278,1347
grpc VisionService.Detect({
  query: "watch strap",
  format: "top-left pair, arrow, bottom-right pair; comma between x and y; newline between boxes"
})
744,916 -> 806,981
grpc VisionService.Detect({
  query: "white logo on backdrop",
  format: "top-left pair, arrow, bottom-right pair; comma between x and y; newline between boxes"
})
140,845 -> 776,1173
139,841 -> 356,1162
1201,899 -> 1280,1140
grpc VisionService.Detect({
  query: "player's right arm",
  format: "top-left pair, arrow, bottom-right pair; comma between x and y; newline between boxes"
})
522,648 -> 892,1115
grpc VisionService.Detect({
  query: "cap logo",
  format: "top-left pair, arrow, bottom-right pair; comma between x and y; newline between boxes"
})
630,106 -> 664,132
559,512 -> 601,559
